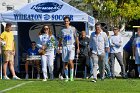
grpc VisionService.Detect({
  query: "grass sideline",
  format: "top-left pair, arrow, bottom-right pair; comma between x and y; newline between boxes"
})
0,78 -> 140,93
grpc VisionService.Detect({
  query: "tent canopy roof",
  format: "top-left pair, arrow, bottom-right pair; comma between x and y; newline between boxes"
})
0,0 -> 95,26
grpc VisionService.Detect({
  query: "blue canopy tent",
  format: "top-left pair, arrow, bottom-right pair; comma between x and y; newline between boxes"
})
0,0 -> 95,78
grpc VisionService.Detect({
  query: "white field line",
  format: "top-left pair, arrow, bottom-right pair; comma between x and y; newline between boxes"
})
0,81 -> 34,93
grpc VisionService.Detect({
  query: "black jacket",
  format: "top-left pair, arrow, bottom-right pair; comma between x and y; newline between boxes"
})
79,37 -> 90,56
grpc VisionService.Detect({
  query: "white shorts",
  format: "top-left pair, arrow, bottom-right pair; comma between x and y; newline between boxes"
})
62,45 -> 75,62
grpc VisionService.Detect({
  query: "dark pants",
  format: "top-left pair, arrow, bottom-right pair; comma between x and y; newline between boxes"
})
78,54 -> 90,78
123,50 -> 131,72
55,53 -> 64,77
110,52 -> 125,77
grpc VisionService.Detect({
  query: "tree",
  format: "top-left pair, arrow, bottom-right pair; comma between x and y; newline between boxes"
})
84,0 -> 140,30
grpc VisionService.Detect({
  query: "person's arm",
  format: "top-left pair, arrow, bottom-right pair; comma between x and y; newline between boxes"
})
11,31 -> 15,55
57,30 -> 63,54
0,33 -> 5,54
12,41 -> 15,55
12,41 -> 15,51
87,37 -> 90,55
104,33 -> 109,52
109,36 -> 115,47
89,33 -> 93,56
58,30 -> 62,47
37,35 -> 45,49
74,28 -> 80,54
76,36 -> 80,53
89,33 -> 93,51
0,38 -> 2,54
0,32 -> 6,46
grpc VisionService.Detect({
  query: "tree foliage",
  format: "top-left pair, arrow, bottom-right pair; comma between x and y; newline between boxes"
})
83,0 -> 140,28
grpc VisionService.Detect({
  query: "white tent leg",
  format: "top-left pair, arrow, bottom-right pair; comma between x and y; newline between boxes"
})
85,22 -> 89,36
0,54 -> 2,79
0,22 -> 2,79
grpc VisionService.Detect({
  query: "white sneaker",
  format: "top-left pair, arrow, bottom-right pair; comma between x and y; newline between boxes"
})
3,76 -> 10,80
60,76 -> 64,80
59,74 -> 64,80
65,79 -> 69,82
42,79 -> 47,81
25,74 -> 29,79
37,74 -> 40,79
13,76 -> 21,80
139,75 -> 140,78
91,79 -> 97,83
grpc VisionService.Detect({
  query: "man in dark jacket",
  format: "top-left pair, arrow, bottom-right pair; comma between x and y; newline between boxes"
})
79,31 -> 90,78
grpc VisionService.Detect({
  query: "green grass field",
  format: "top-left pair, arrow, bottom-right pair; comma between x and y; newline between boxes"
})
0,78 -> 140,93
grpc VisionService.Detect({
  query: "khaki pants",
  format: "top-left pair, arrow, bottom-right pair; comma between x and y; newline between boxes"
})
91,53 -> 105,79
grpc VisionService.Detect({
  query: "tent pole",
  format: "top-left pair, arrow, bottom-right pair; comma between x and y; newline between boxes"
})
0,22 -> 2,79
85,22 -> 89,36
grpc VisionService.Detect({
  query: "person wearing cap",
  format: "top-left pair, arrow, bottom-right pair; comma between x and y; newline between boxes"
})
132,27 -> 140,78
109,27 -> 126,79
0,23 -> 20,80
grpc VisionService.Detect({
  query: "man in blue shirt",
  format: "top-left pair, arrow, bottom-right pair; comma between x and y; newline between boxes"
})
89,23 -> 109,82
25,41 -> 40,79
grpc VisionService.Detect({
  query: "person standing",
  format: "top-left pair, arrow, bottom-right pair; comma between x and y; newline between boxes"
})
0,23 -> 20,80
132,28 -> 140,78
89,23 -> 109,82
79,31 -> 90,78
25,41 -> 40,79
123,36 -> 134,73
109,27 -> 126,79
56,45 -> 64,80
37,25 -> 56,81
59,16 -> 79,82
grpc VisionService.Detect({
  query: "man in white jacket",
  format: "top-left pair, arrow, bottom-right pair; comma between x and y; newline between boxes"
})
109,27 -> 126,79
